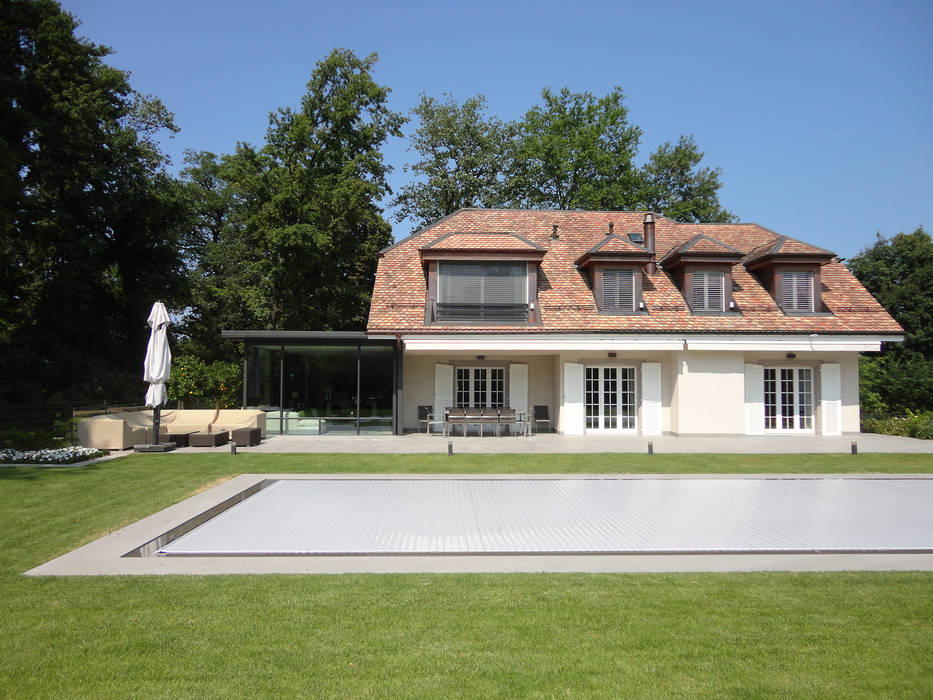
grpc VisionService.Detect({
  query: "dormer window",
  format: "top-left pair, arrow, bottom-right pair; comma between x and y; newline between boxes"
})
437,261 -> 528,322
692,270 -> 725,312
658,234 -> 744,314
602,269 -> 636,311
575,227 -> 654,315
744,237 -> 834,315
419,232 -> 546,325
779,271 -> 814,312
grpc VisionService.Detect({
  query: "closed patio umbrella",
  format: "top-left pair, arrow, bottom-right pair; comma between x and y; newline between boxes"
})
143,301 -> 172,445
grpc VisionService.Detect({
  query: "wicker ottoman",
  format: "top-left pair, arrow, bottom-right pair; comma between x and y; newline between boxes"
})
231,427 -> 261,447
189,431 -> 229,447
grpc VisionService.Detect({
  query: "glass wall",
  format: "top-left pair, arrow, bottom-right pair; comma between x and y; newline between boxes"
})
245,342 -> 395,435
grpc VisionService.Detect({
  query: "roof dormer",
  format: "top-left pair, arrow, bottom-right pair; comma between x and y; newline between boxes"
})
575,225 -> 654,314
744,236 -> 835,314
659,234 -> 744,313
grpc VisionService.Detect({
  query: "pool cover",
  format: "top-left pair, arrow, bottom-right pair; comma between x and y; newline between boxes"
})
158,478 -> 933,556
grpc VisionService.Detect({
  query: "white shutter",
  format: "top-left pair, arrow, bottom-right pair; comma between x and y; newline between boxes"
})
692,271 -> 724,311
744,364 -> 765,435
641,362 -> 662,436
562,362 -> 585,435
780,271 -> 814,312
433,364 -> 453,432
820,363 -> 842,436
509,363 -> 528,433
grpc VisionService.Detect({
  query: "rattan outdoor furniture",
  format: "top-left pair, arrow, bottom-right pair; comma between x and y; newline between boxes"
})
189,431 -> 229,447
231,427 -> 261,446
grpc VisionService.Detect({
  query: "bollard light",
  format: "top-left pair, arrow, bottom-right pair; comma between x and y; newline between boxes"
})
448,441 -> 453,456
851,441 -> 858,455
648,441 -> 654,455
231,441 -> 237,455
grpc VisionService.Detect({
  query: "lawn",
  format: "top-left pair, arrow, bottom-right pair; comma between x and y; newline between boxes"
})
1,453 -> 931,698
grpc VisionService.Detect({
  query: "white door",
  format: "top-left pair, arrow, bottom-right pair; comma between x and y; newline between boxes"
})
509,363 -> 528,432
820,363 -> 842,436
433,364 -> 454,430
585,366 -> 636,433
764,367 -> 814,432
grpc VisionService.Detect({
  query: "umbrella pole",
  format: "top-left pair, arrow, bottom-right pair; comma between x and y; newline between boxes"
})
153,406 -> 161,444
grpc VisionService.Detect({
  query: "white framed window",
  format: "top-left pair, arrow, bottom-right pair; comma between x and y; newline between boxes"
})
764,367 -> 813,432
692,270 -> 725,312
585,366 -> 636,432
780,271 -> 814,312
602,269 -> 636,311
455,367 -> 505,407
438,262 -> 528,322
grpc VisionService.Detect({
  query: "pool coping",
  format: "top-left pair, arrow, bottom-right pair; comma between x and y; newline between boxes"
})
25,473 -> 933,576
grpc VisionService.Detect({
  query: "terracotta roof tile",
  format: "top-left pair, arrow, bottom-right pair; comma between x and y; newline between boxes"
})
367,209 -> 902,335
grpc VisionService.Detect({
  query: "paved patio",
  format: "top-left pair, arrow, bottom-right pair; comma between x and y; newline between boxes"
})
170,431 -> 933,454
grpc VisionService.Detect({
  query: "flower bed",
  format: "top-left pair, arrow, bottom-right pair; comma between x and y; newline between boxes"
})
0,446 -> 109,465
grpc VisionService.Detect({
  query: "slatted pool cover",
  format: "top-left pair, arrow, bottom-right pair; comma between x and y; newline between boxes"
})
159,479 -> 933,555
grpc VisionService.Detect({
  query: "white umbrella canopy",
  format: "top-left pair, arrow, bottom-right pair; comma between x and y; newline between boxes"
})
143,302 -> 172,408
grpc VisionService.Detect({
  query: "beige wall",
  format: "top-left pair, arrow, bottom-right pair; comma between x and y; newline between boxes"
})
673,352 -> 747,434
404,348 -> 863,435
401,353 -> 556,432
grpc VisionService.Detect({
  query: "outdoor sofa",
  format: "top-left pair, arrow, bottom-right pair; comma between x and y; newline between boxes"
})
78,409 -> 266,450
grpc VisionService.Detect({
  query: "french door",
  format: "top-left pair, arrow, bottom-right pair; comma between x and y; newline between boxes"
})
764,367 -> 814,432
585,366 -> 636,433
455,367 -> 505,407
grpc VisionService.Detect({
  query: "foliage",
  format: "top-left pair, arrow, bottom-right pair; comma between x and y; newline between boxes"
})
0,446 -> 106,464
848,228 -> 933,356
849,228 -> 933,416
391,93 -> 510,229
862,410 -> 933,440
0,0 -> 188,403
639,135 -> 734,223
503,86 -> 643,210
179,49 -> 404,349
394,87 -> 734,228
168,354 -> 241,409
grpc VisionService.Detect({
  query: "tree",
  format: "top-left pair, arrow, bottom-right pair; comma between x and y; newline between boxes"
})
639,135 -> 734,223
391,93 -> 510,229
848,228 -> 933,414
0,0 -> 188,403
180,49 -> 404,341
503,87 -> 643,210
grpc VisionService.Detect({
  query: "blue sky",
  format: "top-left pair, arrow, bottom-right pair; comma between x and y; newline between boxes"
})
60,0 -> 932,259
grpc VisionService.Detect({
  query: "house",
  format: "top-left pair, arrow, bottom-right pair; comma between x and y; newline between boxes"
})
224,209 -> 902,436
366,209 -> 902,436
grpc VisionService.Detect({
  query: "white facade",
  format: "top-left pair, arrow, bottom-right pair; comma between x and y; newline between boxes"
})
400,334 -> 895,436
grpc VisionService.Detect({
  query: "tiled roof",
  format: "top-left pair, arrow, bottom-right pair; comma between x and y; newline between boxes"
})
422,232 -> 544,251
586,234 -> 650,255
367,209 -> 903,335
744,235 -> 835,265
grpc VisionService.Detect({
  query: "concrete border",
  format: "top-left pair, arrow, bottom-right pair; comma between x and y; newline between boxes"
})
25,473 -> 933,576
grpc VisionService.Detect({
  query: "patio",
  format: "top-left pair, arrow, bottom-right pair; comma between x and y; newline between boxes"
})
167,431 -> 933,454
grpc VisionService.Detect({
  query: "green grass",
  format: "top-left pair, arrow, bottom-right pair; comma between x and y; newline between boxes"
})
1,453 -> 932,697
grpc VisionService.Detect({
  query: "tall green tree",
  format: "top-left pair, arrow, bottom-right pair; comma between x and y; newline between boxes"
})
639,135 -> 734,223
848,228 -> 933,414
503,87 -> 643,210
182,49 -> 404,343
0,0 -> 188,403
391,93 -> 510,229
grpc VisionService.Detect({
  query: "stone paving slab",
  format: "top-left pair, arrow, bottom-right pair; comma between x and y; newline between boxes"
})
158,432 -> 933,455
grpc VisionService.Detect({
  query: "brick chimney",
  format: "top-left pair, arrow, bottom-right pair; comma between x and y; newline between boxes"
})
643,212 -> 657,274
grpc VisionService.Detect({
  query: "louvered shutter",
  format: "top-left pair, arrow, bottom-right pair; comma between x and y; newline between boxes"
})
692,271 -> 724,311
780,271 -> 814,312
602,269 -> 635,310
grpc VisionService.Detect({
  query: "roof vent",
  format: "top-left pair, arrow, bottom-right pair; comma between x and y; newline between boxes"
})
607,221 -> 614,237
551,223 -> 559,240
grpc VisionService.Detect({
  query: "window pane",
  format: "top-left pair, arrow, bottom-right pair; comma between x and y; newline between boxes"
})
490,368 -> 504,408
764,368 -> 776,430
797,368 -> 812,429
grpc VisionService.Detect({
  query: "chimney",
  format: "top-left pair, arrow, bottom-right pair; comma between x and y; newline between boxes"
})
607,221 -> 614,237
551,223 -> 559,241
643,212 -> 657,274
